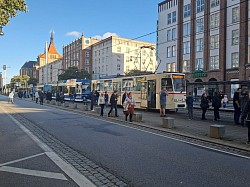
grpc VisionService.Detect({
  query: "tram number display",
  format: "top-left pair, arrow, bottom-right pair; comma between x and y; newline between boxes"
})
172,75 -> 184,79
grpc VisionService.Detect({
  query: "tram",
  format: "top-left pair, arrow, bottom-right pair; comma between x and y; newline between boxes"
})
92,73 -> 186,110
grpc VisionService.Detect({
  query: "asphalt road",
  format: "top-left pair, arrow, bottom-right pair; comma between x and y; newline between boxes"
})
1,96 -> 250,187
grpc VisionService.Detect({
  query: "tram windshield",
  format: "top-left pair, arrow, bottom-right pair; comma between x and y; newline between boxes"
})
172,75 -> 186,92
82,84 -> 91,94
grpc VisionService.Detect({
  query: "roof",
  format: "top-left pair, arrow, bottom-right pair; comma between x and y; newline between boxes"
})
21,61 -> 37,69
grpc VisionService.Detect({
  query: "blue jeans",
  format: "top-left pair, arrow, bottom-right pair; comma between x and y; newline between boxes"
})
108,103 -> 118,116
234,105 -> 241,124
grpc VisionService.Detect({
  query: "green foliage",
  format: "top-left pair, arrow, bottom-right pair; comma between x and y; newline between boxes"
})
27,77 -> 37,86
58,67 -> 91,81
125,69 -> 152,76
11,75 -> 30,88
0,0 -> 28,26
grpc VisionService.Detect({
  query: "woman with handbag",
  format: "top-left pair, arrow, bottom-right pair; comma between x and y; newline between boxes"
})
200,93 -> 209,120
124,92 -> 136,122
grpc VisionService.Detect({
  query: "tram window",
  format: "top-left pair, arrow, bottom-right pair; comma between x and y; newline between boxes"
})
122,78 -> 134,91
161,78 -> 173,91
141,82 -> 147,92
113,82 -> 120,91
173,77 -> 186,92
104,80 -> 112,91
135,77 -> 144,91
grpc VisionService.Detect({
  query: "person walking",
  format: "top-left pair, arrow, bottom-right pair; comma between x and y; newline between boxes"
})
240,90 -> 249,127
222,94 -> 228,108
104,91 -> 109,111
241,95 -> 250,145
90,90 -> 96,111
8,91 -> 14,104
35,91 -> 39,104
39,91 -> 44,105
233,88 -> 242,125
186,92 -> 194,120
98,92 -> 106,116
200,93 -> 209,120
122,90 -> 128,104
108,90 -> 119,117
123,92 -> 136,122
212,92 -> 221,121
159,87 -> 168,117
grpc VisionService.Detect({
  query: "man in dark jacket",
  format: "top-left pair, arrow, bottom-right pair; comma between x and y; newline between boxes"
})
108,90 -> 119,117
233,88 -> 242,125
212,92 -> 221,121
241,98 -> 250,145
186,92 -> 194,120
122,90 -> 128,104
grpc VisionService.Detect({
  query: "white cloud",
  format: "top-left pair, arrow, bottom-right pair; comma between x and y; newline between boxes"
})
66,31 -> 81,38
92,32 -> 119,40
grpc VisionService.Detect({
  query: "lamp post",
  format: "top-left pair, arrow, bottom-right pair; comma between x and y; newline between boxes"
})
0,26 -> 4,36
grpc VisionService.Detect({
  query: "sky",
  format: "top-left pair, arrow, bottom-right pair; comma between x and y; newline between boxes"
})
0,0 -> 162,83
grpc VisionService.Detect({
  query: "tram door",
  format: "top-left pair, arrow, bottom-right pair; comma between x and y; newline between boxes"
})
147,80 -> 156,109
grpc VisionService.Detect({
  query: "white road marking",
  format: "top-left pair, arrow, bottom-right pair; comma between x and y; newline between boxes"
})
0,104 -> 96,187
0,153 -> 45,167
0,166 -> 67,181
47,104 -> 250,160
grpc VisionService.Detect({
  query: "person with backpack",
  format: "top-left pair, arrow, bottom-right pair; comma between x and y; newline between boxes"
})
212,92 -> 222,121
241,94 -> 250,145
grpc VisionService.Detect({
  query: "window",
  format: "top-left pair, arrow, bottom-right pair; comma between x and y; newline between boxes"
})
172,28 -> 176,40
85,51 -> 89,58
232,30 -> 239,45
196,38 -> 204,52
210,13 -> 220,28
167,46 -> 172,58
172,11 -> 176,23
196,18 -> 204,33
197,0 -> 204,13
183,22 -> 190,36
167,30 -> 172,41
231,52 -> 239,67
167,13 -> 172,24
183,41 -> 190,54
195,58 -> 204,71
210,35 -> 219,49
210,55 -> 219,70
211,0 -> 219,8
172,45 -> 176,57
232,7 -> 240,23
183,60 -> 190,72
184,4 -> 191,18
126,47 -> 130,53
117,64 -> 121,71
117,47 -> 121,53
85,59 -> 89,65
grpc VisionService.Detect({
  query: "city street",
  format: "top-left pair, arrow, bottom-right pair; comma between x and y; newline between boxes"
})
1,95 -> 250,187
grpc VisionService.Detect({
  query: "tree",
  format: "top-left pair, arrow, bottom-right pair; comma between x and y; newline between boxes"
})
27,77 -> 37,86
125,69 -> 153,76
58,67 -> 91,80
0,0 -> 28,26
10,75 -> 30,89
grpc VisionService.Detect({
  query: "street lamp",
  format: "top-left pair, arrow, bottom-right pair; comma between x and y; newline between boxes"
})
0,26 -> 4,36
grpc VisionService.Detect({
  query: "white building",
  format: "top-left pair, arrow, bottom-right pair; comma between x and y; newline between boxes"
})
92,36 -> 157,79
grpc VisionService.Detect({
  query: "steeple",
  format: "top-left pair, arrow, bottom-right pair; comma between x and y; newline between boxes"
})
50,31 -> 54,44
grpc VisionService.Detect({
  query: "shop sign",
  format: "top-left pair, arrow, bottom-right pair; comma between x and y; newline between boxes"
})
191,72 -> 208,78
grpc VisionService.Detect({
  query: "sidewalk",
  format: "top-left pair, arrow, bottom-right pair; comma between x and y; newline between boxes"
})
17,97 -> 250,151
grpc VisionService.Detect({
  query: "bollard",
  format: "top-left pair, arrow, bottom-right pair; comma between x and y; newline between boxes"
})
63,103 -> 69,108
82,105 -> 88,111
132,113 -> 143,122
210,125 -> 225,139
70,103 -> 77,109
95,106 -> 101,114
162,117 -> 175,129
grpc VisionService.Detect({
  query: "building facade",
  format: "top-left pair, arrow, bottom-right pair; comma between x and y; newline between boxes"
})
20,61 -> 37,78
37,33 -> 62,84
63,34 -> 99,76
92,36 -> 157,79
157,0 -> 250,97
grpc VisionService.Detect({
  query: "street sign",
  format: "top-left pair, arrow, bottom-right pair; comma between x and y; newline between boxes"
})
3,65 -> 6,70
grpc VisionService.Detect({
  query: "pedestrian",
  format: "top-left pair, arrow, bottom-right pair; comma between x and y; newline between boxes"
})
186,92 -> 194,120
39,91 -> 44,105
56,92 -> 60,102
108,90 -> 119,117
123,92 -> 136,122
90,90 -> 96,111
240,90 -> 249,127
35,91 -> 39,104
233,88 -> 242,125
122,90 -> 128,104
212,92 -> 221,121
104,91 -> 109,110
98,92 -> 106,116
222,94 -> 228,108
200,93 -> 209,120
240,95 -> 250,145
159,87 -> 168,117
8,91 -> 14,104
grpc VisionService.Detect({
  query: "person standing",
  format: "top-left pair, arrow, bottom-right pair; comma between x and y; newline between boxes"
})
35,91 -> 39,104
222,95 -> 228,108
98,92 -> 106,116
233,88 -> 242,125
104,91 -> 109,110
241,96 -> 250,145
186,92 -> 194,120
90,90 -> 96,111
8,91 -> 14,104
159,87 -> 168,117
124,92 -> 136,122
200,93 -> 209,120
212,92 -> 221,121
39,91 -> 44,105
240,90 -> 249,127
122,90 -> 128,104
108,90 -> 119,117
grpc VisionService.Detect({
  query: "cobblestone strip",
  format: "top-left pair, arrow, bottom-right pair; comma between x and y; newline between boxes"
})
8,110 -> 130,187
